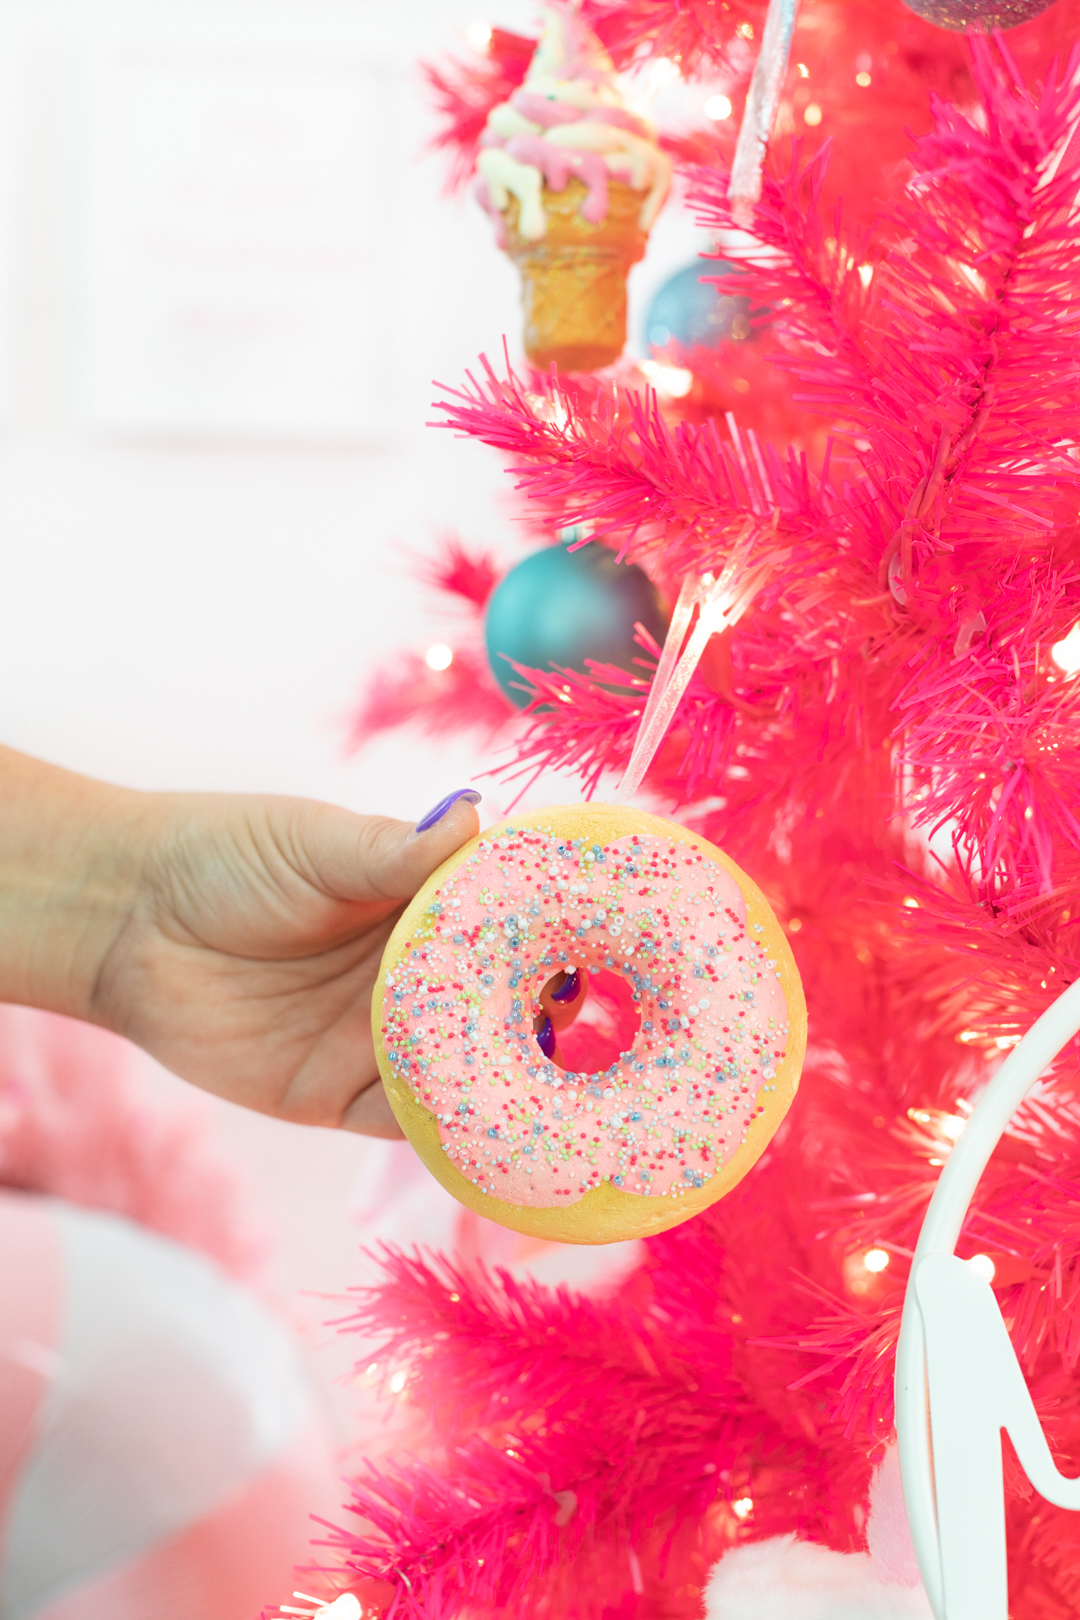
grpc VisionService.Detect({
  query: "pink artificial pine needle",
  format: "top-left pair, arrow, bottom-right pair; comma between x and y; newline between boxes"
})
335,28 -> 1080,1620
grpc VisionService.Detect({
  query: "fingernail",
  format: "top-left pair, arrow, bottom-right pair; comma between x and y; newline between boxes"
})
551,969 -> 581,1004
413,788 -> 481,835
536,1017 -> 556,1059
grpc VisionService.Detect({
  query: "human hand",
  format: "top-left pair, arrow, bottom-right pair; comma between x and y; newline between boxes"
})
94,788 -> 482,1136
0,747 -> 480,1138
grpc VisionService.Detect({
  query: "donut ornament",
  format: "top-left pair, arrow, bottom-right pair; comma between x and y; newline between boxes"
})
373,805 -> 806,1244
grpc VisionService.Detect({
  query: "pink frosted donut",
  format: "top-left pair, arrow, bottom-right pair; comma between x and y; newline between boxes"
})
373,804 -> 806,1244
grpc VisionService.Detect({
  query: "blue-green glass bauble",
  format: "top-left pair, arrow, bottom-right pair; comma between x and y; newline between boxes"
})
644,260 -> 753,352
485,538 -> 667,708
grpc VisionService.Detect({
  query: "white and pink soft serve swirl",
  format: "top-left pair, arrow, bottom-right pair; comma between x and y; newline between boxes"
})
476,7 -> 672,243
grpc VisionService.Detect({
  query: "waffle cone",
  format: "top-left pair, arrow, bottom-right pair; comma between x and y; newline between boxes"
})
503,179 -> 649,373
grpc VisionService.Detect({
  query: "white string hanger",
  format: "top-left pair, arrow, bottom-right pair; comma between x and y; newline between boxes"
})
615,550 -> 769,803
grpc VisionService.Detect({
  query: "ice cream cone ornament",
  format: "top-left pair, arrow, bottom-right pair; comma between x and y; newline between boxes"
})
476,4 -> 672,371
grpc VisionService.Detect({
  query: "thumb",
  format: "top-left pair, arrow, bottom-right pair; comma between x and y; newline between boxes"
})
305,789 -> 482,906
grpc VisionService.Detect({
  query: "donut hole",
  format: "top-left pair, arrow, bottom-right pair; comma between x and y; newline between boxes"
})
544,969 -> 641,1075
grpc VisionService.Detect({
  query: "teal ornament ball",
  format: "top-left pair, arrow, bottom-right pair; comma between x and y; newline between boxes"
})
485,539 -> 667,708
645,260 -> 754,352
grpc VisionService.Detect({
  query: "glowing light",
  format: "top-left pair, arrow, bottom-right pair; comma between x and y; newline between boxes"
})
804,103 -> 823,126
627,55 -> 681,109
796,61 -> 809,77
995,1034 -> 1021,1050
426,643 -> 453,671
641,357 -> 693,394
285,1595 -> 363,1620
736,20 -> 755,37
903,897 -> 919,909
953,261 -> 988,298
651,365 -> 694,398
389,1369 -> 408,1394
856,71 -> 872,86
864,1248 -> 890,1273
319,1599 -> 363,1620
858,263 -> 874,288
650,56 -> 681,86
1052,622 -> 1080,675
704,93 -> 732,120
958,1030 -> 979,1043
467,21 -> 492,49
327,1600 -> 362,1620
967,1253 -> 996,1283
732,1496 -> 754,1518
939,1115 -> 965,1142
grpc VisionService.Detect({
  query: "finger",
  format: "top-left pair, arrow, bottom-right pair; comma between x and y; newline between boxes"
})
537,966 -> 589,1033
274,992 -> 408,1137
340,1077 -> 405,1138
296,791 -> 481,907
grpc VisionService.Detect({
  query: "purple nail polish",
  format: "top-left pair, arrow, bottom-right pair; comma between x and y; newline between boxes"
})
551,969 -> 581,1004
414,788 -> 481,834
536,1016 -> 556,1059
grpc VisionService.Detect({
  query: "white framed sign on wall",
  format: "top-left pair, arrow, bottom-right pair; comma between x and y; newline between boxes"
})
78,27 -> 399,442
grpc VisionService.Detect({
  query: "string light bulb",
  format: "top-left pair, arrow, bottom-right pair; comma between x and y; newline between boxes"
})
1051,622 -> 1080,676
282,1593 -> 363,1620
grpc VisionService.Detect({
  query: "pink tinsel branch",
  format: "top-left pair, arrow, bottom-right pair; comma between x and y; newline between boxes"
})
342,29 -> 1080,1620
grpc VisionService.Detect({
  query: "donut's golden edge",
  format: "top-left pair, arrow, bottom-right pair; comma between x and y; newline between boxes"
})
372,804 -> 807,1245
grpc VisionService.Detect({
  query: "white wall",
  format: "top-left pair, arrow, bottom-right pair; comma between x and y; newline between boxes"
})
0,0 -> 706,1427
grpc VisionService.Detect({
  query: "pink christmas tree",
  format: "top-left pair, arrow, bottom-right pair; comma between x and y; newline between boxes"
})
330,6 -> 1080,1615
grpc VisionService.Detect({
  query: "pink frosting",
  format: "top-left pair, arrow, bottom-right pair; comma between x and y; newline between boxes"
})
510,91 -> 589,129
509,92 -> 652,140
381,825 -> 791,1212
504,136 -> 609,222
